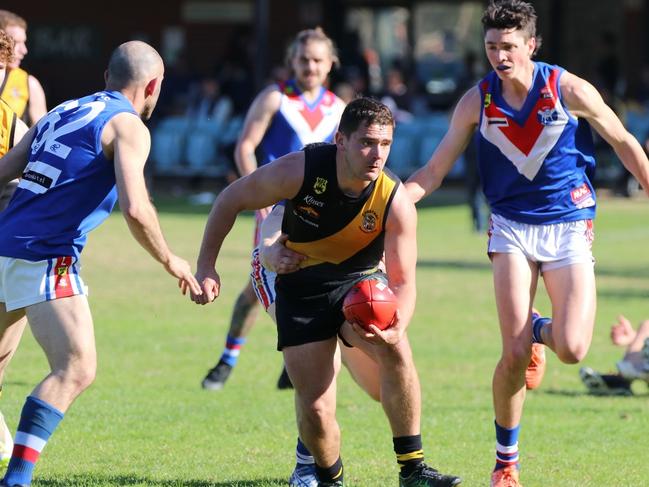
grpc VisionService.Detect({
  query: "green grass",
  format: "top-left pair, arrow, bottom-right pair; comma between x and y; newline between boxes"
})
3,192 -> 649,486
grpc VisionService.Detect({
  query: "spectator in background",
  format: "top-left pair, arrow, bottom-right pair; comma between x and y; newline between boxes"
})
333,81 -> 355,104
151,54 -> 193,121
186,76 -> 232,127
580,315 -> 649,396
381,65 -> 414,123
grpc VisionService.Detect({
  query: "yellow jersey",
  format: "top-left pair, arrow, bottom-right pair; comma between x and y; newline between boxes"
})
0,98 -> 17,157
0,67 -> 29,121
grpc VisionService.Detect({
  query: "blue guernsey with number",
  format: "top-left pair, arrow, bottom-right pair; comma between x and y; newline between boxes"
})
0,91 -> 137,261
477,62 -> 597,224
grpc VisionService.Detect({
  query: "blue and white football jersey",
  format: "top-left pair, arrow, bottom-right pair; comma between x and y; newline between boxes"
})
477,62 -> 596,224
0,91 -> 137,260
259,79 -> 344,166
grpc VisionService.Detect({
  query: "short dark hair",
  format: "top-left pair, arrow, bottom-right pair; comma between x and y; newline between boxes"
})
338,97 -> 394,136
482,0 -> 542,55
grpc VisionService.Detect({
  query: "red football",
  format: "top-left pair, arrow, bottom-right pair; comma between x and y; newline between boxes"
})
343,276 -> 398,331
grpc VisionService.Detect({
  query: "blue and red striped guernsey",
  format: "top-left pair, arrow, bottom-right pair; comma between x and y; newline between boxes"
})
258,79 -> 345,167
476,61 -> 597,225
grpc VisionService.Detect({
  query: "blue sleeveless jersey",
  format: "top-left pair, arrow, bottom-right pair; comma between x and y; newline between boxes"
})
259,79 -> 343,166
0,91 -> 137,261
477,62 -> 596,224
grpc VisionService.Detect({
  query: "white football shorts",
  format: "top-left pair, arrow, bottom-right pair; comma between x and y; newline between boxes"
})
250,247 -> 276,312
487,213 -> 594,272
0,256 -> 88,311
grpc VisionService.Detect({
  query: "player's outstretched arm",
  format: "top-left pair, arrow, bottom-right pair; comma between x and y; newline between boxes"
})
404,87 -> 480,203
194,151 -> 305,304
27,75 -> 47,125
107,112 -> 202,296
561,72 -> 649,196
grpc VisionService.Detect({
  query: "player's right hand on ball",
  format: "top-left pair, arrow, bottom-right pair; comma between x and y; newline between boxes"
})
191,267 -> 221,304
351,310 -> 405,346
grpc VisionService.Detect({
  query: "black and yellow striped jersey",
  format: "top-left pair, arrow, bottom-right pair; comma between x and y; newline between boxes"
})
282,143 -> 400,283
0,67 -> 29,121
0,98 -> 17,157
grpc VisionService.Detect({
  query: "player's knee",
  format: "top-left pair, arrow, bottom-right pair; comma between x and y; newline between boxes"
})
300,397 -> 335,429
63,356 -> 97,392
499,344 -> 530,373
554,341 -> 588,364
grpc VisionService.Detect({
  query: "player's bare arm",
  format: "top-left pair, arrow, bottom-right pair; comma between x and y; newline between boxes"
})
404,87 -> 481,203
561,72 -> 649,196
354,185 -> 418,346
234,86 -> 282,177
104,112 -> 201,295
193,151 -> 305,304
0,124 -> 36,184
27,75 -> 47,125
258,204 -> 306,274
12,117 -> 28,145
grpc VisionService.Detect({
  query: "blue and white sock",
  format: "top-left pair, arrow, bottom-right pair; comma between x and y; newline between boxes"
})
219,335 -> 246,367
3,396 -> 64,486
295,437 -> 314,466
494,421 -> 520,471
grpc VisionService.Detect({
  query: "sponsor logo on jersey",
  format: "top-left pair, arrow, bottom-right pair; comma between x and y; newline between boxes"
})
313,177 -> 328,195
303,195 -> 324,207
537,107 -> 560,125
570,183 -> 595,208
540,87 -> 554,99
297,205 -> 320,219
484,93 -> 492,108
360,210 -> 378,233
22,170 -> 53,189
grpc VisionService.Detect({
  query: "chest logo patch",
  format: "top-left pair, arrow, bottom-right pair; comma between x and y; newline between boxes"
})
313,177 -> 328,195
360,210 -> 378,233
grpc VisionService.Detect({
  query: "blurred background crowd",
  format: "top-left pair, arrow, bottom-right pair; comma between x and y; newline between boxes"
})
4,0 -> 649,198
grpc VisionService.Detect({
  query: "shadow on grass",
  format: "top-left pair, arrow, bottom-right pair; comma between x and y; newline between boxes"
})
417,259 -> 491,272
597,288 -> 649,300
35,476 -> 286,486
543,388 -> 649,398
597,265 -> 649,280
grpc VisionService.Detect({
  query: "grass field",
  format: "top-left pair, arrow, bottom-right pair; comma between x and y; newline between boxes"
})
3,192 -> 648,486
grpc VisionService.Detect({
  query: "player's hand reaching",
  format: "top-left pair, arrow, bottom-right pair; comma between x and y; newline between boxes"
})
164,254 -> 203,297
349,309 -> 405,346
190,266 -> 221,305
260,234 -> 306,274
610,315 -> 636,347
